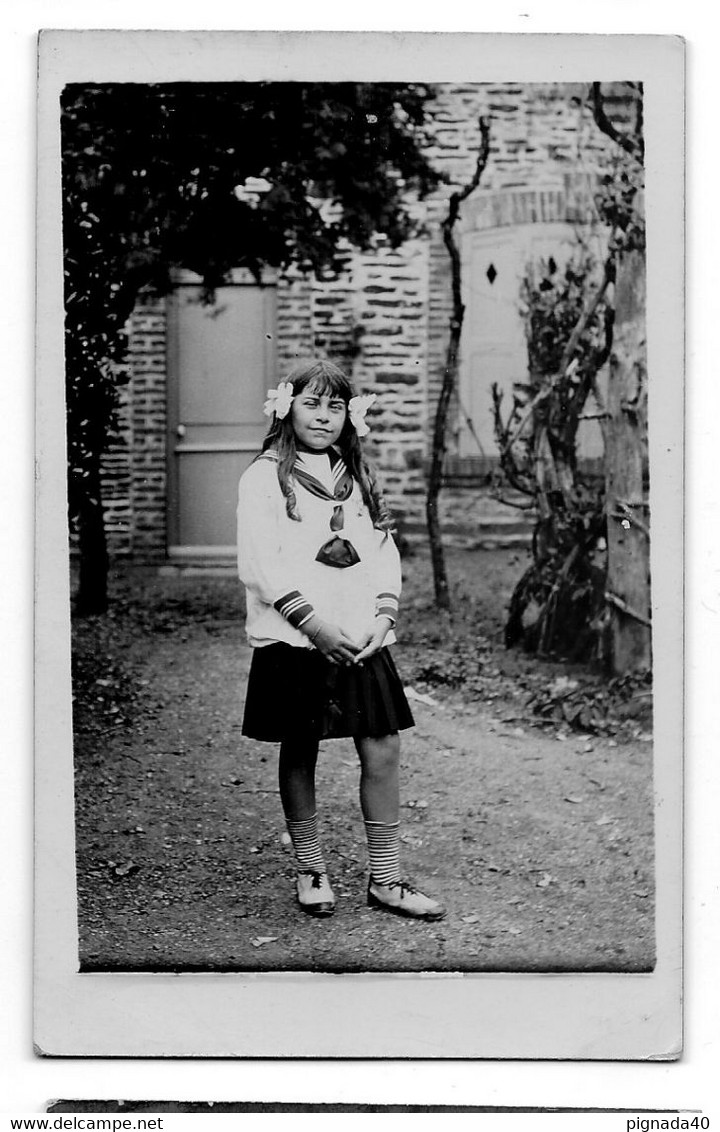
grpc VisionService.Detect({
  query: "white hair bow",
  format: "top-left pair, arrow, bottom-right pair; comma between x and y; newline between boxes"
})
348,393 -> 377,437
263,381 -> 295,420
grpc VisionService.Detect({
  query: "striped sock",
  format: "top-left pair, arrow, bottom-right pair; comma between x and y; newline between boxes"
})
364,820 -> 401,886
286,813 -> 326,874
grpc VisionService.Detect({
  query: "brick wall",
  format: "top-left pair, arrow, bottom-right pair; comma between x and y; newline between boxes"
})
100,349 -> 133,556
349,236 -> 429,527
104,82 -> 638,560
276,267 -> 314,374
129,295 -> 167,560
102,293 -> 168,561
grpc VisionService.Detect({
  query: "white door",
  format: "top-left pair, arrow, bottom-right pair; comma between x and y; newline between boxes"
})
459,223 -> 583,458
167,271 -> 277,559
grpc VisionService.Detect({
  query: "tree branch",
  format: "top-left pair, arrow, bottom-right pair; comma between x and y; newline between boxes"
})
609,502 -> 650,539
427,116 -> 492,608
492,494 -> 536,512
604,590 -> 652,627
491,383 -> 536,497
502,259 -> 615,457
456,391 -> 488,457
590,82 -> 644,163
557,257 -> 615,377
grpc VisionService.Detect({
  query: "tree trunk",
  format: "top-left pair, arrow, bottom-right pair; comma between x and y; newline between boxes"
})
604,247 -> 651,673
426,312 -> 462,610
73,460 -> 110,616
426,117 -> 491,611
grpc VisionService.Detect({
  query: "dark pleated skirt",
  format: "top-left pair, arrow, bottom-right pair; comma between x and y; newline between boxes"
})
242,643 -> 415,742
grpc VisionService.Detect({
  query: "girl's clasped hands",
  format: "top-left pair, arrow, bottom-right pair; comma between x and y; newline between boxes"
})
307,615 -> 393,666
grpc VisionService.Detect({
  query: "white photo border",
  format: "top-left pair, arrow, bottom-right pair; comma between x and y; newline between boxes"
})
35,28 -> 684,1059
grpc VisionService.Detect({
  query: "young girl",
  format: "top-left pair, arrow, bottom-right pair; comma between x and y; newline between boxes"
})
237,359 -> 445,922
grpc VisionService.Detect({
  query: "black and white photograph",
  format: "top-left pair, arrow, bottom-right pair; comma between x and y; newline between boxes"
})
33,30 -> 684,1060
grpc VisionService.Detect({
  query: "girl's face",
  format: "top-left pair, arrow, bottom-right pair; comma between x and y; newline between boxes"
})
290,384 -> 347,451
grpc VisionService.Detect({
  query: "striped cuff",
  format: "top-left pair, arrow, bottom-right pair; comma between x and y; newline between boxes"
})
274,590 -> 316,630
375,592 -> 399,626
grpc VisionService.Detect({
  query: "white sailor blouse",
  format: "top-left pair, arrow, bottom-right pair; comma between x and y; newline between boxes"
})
237,448 -> 401,649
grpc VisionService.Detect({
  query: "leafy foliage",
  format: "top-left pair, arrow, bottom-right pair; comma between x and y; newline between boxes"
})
529,670 -> 652,737
492,247 -> 613,661
517,249 -> 612,491
595,158 -> 646,255
61,82 -> 442,611
491,82 -> 646,665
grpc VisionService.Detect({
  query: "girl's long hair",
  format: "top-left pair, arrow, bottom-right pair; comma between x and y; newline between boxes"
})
259,359 -> 393,531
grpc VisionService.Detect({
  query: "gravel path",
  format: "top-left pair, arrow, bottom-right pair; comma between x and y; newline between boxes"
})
75,614 -> 654,973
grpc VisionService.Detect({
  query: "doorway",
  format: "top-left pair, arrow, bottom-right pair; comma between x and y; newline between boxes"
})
166,270 -> 277,560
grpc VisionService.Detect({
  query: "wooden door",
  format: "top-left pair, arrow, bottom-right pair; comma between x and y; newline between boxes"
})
167,271 -> 276,560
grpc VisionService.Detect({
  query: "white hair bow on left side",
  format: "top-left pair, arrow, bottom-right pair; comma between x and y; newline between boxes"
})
348,393 -> 377,437
263,381 -> 295,420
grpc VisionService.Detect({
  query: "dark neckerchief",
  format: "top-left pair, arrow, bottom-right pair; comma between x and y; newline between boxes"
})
293,447 -> 354,503
258,447 -> 360,568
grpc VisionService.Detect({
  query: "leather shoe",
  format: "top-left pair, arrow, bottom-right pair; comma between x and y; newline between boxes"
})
296,870 -> 335,917
367,877 -> 446,921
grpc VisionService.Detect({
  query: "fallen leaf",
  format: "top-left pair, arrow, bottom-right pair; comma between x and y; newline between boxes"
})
250,936 -> 278,948
547,677 -> 579,697
113,862 -> 139,878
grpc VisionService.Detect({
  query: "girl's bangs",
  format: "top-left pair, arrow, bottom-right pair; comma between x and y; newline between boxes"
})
305,374 -> 348,399
291,362 -> 353,401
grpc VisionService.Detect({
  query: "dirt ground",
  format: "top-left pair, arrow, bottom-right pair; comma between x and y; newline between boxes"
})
72,547 -> 655,973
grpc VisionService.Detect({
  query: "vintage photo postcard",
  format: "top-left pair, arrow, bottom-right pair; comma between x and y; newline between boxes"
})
35,29 -> 684,1058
